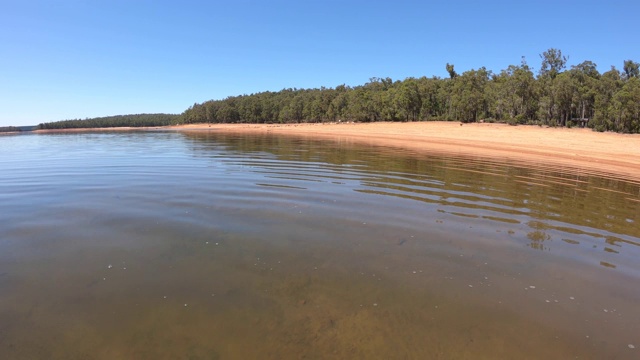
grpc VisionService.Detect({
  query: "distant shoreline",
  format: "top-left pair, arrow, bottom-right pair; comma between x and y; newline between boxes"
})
35,121 -> 640,182
35,126 -> 163,133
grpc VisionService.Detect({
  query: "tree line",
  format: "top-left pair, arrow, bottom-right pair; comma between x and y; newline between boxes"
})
38,49 -> 640,133
0,126 -> 22,133
38,113 -> 181,130
182,49 -> 640,132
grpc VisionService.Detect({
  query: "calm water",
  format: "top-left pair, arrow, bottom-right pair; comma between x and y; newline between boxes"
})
1,131 -> 639,359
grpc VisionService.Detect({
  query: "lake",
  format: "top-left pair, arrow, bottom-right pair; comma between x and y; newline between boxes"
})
1,130 -> 639,359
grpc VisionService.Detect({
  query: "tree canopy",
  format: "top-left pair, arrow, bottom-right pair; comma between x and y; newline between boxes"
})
39,49 -> 640,133
38,113 -> 181,130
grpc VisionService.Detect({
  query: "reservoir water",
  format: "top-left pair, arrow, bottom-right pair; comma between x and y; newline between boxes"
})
1,131 -> 639,359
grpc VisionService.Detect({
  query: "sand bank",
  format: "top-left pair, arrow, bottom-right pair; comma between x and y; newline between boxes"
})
171,122 -> 640,182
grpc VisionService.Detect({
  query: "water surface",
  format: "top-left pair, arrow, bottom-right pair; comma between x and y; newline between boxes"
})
1,131 -> 639,359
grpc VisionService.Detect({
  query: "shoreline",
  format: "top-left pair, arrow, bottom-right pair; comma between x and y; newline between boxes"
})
36,122 -> 640,182
177,122 -> 640,182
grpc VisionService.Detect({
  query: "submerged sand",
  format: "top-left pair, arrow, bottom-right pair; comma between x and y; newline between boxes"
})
170,122 -> 640,182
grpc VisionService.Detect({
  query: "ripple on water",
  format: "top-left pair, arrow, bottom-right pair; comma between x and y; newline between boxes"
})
0,131 -> 638,359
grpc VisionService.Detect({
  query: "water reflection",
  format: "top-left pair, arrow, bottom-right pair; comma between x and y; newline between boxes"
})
0,131 -> 638,359
181,131 -> 640,273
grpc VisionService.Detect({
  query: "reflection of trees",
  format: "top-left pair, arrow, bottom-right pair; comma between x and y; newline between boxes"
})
527,230 -> 551,251
600,261 -> 617,269
181,131 -> 640,255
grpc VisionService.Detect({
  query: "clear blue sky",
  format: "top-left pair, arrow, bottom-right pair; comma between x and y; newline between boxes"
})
1,0 -> 638,126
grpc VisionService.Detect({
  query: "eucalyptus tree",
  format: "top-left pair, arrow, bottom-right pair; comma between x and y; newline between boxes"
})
591,66 -> 623,130
417,76 -> 444,120
397,78 -> 422,121
537,48 -> 568,125
446,63 -> 458,79
623,60 -> 639,79
551,72 -> 577,126
611,77 -> 640,132
568,61 -> 600,122
451,67 -> 490,122
539,48 -> 567,79
490,58 -> 538,123
326,85 -> 349,121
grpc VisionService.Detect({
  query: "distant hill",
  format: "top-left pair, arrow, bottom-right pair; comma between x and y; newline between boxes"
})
37,113 -> 182,130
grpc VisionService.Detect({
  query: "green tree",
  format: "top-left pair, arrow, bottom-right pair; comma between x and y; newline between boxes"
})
417,76 -> 444,120
490,58 -> 538,123
446,63 -> 458,79
551,72 -> 576,126
595,67 -> 623,126
539,48 -> 567,79
451,68 -> 490,122
569,61 -> 600,122
396,78 -> 421,121
623,60 -> 640,79
611,77 -> 640,132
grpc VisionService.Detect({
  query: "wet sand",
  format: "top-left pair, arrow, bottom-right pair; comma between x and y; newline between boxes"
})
169,122 -> 640,182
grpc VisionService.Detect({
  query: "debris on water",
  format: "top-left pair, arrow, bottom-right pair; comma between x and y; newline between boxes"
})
205,242 -> 209,244
163,296 -> 167,299
570,296 -> 575,300
629,344 -> 635,349
545,300 -> 550,303
373,303 -> 378,307
468,285 -> 473,288
604,309 -> 608,312
412,271 -> 417,274
184,304 -> 188,307
107,264 -> 113,269
529,286 -> 536,289
215,243 -> 219,245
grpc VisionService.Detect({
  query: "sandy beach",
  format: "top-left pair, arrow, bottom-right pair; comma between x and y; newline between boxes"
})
169,122 -> 640,182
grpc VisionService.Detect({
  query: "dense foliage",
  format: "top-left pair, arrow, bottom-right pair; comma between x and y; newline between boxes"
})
38,113 -> 181,130
0,126 -> 22,133
35,49 -> 640,133
182,49 -> 640,133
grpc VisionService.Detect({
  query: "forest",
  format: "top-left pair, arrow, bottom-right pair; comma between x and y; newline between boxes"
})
37,113 -> 181,130
39,49 -> 640,133
0,126 -> 22,133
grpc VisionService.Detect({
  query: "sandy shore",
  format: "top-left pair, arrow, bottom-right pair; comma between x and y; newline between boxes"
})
170,122 -> 640,182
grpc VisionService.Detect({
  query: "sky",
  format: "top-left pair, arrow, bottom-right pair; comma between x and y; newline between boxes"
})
1,0 -> 638,127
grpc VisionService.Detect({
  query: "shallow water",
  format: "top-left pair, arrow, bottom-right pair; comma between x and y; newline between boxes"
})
0,131 -> 639,359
